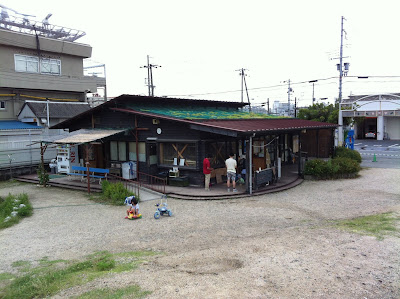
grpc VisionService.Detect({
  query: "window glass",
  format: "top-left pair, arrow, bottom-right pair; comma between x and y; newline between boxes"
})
118,141 -> 126,161
14,54 -> 60,75
27,57 -> 39,73
159,142 -> 196,167
0,101 -> 5,110
149,143 -> 157,165
128,142 -> 146,162
110,141 -> 118,160
41,59 -> 61,75
15,58 -> 27,72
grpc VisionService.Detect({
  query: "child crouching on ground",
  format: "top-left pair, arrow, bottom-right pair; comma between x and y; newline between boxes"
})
125,195 -> 139,218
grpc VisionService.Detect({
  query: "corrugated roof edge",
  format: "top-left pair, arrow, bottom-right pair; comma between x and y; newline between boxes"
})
0,120 -> 42,130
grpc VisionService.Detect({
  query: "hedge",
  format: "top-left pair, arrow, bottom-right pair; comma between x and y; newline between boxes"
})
334,147 -> 362,163
304,157 -> 360,179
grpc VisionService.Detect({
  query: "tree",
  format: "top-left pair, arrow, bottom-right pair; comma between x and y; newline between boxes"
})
298,103 -> 350,125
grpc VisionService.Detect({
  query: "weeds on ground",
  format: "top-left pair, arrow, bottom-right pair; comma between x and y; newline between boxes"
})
0,193 -> 32,229
0,250 -> 157,299
0,179 -> 27,189
336,212 -> 400,240
87,181 -> 138,206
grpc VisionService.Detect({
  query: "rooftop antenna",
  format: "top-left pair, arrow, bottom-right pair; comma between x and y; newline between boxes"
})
0,5 -> 85,41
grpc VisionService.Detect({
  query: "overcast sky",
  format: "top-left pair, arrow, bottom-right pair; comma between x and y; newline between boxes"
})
2,0 -> 400,107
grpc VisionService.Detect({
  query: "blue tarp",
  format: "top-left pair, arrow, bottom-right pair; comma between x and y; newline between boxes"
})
0,121 -> 42,130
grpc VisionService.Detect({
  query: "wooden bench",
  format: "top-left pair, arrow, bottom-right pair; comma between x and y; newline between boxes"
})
68,166 -> 109,184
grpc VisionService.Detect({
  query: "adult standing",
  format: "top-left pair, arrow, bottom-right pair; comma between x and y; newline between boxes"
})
203,154 -> 213,191
225,153 -> 237,192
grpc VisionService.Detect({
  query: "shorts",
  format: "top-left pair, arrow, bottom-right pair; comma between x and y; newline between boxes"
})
227,172 -> 236,181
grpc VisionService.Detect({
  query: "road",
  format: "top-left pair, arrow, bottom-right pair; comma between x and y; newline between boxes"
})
353,139 -> 400,169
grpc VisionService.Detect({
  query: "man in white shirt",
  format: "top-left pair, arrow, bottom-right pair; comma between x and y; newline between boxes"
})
225,153 -> 237,192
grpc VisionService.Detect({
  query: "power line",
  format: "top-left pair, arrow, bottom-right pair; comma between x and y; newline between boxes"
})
166,75 -> 400,98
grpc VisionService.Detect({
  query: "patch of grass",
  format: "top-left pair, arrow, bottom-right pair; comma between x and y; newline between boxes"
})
0,273 -> 15,281
39,256 -> 67,265
0,180 -> 27,189
77,284 -> 151,299
112,250 -> 160,273
0,193 -> 33,230
0,251 -> 155,299
11,260 -> 29,268
336,212 -> 400,240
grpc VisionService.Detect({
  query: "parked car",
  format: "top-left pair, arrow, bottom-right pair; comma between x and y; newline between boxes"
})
365,131 -> 376,139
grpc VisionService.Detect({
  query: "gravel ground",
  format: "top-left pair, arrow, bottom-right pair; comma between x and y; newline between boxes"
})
0,167 -> 399,298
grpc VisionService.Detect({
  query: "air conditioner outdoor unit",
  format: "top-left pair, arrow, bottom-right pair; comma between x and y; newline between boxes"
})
152,119 -> 160,125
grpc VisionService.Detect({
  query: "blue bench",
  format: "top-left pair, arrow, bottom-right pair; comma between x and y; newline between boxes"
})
68,166 -> 109,184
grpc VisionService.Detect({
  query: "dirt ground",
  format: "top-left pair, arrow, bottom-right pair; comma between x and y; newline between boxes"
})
0,167 -> 399,298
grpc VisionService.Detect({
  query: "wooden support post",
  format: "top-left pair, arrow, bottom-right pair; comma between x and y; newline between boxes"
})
86,144 -> 90,194
135,116 -> 140,182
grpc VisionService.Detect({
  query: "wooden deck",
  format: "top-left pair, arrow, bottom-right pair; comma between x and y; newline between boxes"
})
16,164 -> 302,200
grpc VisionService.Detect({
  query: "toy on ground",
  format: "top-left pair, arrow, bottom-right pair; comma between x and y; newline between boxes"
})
124,195 -> 141,220
125,212 -> 142,220
154,195 -> 172,219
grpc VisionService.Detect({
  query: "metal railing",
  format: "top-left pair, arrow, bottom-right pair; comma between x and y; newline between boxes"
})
108,171 -> 166,199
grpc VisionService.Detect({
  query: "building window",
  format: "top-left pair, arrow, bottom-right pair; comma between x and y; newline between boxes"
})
110,141 -> 127,161
128,142 -> 146,162
159,142 -> 197,167
0,101 -> 5,110
15,54 -> 39,73
14,54 -> 61,75
41,58 -> 61,75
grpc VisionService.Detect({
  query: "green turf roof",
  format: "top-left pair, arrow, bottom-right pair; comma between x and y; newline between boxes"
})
126,104 -> 282,120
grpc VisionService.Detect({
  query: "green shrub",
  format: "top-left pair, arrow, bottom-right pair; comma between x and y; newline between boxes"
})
304,159 -> 330,178
334,146 -> 362,163
101,181 -> 136,205
332,157 -> 361,174
37,163 -> 49,186
0,193 -> 33,229
305,157 -> 361,179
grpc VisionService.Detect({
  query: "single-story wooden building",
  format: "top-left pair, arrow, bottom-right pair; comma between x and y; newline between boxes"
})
50,95 -> 337,193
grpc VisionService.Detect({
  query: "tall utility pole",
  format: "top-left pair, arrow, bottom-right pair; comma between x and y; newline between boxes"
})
285,79 -> 293,116
236,68 -> 251,111
141,55 -> 161,97
261,98 -> 270,114
309,80 -> 318,104
337,16 -> 348,145
338,16 -> 345,103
